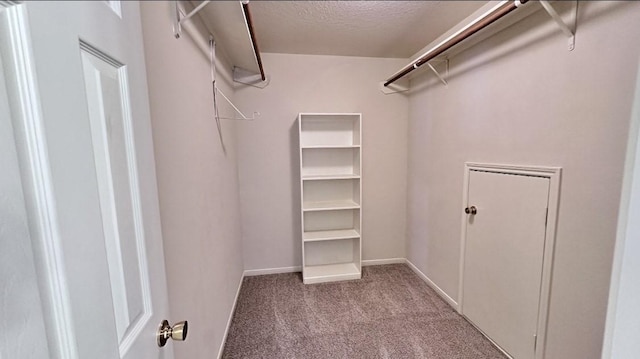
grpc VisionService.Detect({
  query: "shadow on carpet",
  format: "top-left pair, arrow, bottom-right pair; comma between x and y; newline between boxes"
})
222,264 -> 506,359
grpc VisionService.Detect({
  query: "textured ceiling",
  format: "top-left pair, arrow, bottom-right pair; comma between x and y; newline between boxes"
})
249,1 -> 487,58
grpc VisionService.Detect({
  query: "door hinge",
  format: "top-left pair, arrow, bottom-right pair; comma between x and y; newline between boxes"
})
534,333 -> 538,353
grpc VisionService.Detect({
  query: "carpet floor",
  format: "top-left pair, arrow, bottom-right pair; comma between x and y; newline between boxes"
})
221,264 -> 506,359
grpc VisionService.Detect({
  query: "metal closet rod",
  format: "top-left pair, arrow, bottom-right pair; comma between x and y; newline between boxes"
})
384,0 -> 529,87
241,1 -> 266,82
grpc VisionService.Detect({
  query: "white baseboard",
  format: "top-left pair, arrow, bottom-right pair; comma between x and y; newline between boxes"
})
404,258 -> 458,310
243,265 -> 302,276
244,259 -> 405,276
362,258 -> 406,266
217,272 -> 244,359
241,260 -> 457,310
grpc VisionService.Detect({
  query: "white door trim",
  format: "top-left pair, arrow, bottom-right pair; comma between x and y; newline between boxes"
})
0,3 -> 78,358
458,162 -> 562,359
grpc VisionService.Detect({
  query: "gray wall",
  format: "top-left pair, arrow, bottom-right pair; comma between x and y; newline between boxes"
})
234,53 -> 409,270
140,2 -> 244,357
406,1 -> 640,358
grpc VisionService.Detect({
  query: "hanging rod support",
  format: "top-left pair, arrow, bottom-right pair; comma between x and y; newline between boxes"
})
539,0 -> 577,51
215,87 -> 260,120
233,67 -> 270,89
426,59 -> 449,87
173,1 -> 181,38
174,0 -> 211,39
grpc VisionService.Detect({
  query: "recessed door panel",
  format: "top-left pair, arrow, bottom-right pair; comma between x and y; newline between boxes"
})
462,170 -> 549,359
80,46 -> 151,352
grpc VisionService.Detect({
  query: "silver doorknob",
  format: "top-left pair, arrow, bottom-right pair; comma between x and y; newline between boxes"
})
464,206 -> 477,215
157,320 -> 188,347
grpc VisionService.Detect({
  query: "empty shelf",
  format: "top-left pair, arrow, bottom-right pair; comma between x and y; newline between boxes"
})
302,174 -> 360,181
303,229 -> 360,242
303,262 -> 361,284
303,200 -> 360,211
302,145 -> 361,149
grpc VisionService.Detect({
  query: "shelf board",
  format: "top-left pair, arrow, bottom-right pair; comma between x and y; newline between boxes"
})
302,174 -> 360,181
299,113 -> 361,117
303,262 -> 361,284
303,200 -> 360,212
303,229 -> 360,242
301,145 -> 360,149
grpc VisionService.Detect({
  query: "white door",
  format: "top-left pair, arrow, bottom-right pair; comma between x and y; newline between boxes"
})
0,32 -> 50,358
462,170 -> 549,359
1,1 -> 174,358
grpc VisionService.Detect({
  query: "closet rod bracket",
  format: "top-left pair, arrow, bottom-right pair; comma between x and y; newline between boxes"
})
233,66 -> 270,89
426,59 -> 449,87
539,0 -> 577,51
379,59 -> 447,92
379,78 -> 409,95
173,0 -> 212,39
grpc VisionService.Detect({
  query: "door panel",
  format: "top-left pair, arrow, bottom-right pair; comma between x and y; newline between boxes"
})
80,44 -> 152,351
8,1 -> 172,358
463,170 -> 549,359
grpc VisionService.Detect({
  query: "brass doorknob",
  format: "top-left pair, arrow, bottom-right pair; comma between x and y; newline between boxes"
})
157,320 -> 188,347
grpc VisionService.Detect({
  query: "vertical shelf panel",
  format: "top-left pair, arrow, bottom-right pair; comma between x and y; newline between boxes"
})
299,113 -> 362,284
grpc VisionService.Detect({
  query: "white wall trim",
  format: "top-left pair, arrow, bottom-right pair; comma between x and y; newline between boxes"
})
1,4 -> 78,358
458,162 -> 562,359
362,258 -> 406,266
244,258 -> 408,276
243,265 -> 302,276
216,272 -> 244,359
404,259 -> 458,308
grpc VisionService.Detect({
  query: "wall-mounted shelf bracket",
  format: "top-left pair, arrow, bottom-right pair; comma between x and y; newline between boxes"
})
539,0 -> 577,51
426,59 -> 449,87
173,0 -> 211,39
233,66 -> 270,89
214,86 -> 260,120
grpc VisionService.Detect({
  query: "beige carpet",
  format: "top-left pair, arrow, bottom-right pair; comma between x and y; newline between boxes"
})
222,264 -> 506,358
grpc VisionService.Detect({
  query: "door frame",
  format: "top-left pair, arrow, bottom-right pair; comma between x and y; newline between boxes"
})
0,2 -> 78,358
458,162 -> 562,359
601,58 -> 640,357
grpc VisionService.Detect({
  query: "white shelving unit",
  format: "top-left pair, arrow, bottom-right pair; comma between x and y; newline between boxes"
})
298,113 -> 362,284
